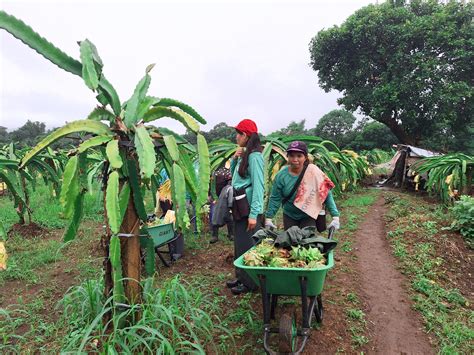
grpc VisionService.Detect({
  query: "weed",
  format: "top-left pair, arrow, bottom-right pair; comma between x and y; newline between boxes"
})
422,220 -> 438,236
0,236 -> 63,283
384,192 -> 473,354
351,334 -> 369,347
341,240 -> 353,253
346,308 -> 365,321
346,292 -> 359,304
59,275 -> 234,353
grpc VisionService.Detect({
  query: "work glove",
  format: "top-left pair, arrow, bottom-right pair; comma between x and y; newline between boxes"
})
265,218 -> 277,230
328,216 -> 340,230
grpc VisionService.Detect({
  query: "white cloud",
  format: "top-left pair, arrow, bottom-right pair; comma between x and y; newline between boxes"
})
1,0 -> 373,133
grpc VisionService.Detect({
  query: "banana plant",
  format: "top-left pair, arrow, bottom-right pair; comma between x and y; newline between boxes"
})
0,11 -> 210,307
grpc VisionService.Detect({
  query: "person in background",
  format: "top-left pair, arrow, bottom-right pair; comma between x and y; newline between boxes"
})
226,119 -> 265,295
265,141 -> 340,232
209,167 -> 234,244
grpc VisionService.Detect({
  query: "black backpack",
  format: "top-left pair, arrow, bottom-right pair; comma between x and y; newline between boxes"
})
214,167 -> 232,196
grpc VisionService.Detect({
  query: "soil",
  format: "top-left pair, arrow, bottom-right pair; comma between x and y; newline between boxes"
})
160,193 -> 437,354
352,194 -> 434,354
391,213 -> 474,301
0,222 -> 103,318
7,222 -> 48,238
3,191 -> 460,354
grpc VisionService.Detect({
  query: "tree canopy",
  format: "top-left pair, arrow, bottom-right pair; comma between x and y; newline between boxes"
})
309,0 -> 473,152
347,120 -> 399,151
313,109 -> 356,146
8,120 -> 46,147
270,119 -> 309,137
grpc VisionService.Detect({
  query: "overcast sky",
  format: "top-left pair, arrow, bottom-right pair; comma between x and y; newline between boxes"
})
0,0 -> 373,134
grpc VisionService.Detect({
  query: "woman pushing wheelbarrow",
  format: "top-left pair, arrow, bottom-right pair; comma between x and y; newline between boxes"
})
235,140 -> 340,354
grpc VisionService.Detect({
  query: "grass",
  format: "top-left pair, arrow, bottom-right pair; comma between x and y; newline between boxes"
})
0,235 -> 63,284
0,181 -> 104,232
0,222 -> 102,285
186,273 -> 262,353
58,275 -> 233,353
383,192 -> 473,354
345,293 -> 368,348
1,186 -> 385,353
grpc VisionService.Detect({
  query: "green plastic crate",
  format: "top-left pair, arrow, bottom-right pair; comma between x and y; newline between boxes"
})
146,222 -> 175,247
234,248 -> 334,296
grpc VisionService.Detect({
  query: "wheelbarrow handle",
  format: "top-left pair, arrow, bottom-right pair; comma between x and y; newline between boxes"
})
328,226 -> 336,240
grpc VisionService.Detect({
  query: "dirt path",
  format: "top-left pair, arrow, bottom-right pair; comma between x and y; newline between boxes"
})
354,194 -> 434,354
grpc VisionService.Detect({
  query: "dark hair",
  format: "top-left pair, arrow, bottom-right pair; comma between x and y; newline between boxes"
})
238,132 -> 263,178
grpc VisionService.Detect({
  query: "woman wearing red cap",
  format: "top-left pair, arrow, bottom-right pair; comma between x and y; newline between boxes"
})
226,119 -> 265,295
265,141 -> 340,232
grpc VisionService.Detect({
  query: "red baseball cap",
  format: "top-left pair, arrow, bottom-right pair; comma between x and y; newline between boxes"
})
235,119 -> 258,136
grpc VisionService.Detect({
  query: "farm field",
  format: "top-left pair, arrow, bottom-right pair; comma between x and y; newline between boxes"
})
1,2 -> 473,354
1,186 -> 472,353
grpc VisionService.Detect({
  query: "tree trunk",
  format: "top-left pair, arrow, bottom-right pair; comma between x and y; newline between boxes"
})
16,202 -> 25,225
379,116 -> 416,146
101,188 -> 113,321
21,175 -> 31,224
462,166 -> 472,195
120,196 -> 142,305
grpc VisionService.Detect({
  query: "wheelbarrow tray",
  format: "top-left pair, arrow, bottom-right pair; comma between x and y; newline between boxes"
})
146,222 -> 175,247
234,249 -> 334,296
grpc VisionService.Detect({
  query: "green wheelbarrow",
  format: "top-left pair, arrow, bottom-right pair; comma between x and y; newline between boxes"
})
234,227 -> 336,354
140,222 -> 181,270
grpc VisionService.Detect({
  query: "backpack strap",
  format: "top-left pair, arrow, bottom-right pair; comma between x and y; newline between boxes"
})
282,161 -> 309,205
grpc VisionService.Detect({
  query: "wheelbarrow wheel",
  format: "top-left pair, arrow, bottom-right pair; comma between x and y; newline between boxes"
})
314,294 -> 323,324
279,312 -> 297,353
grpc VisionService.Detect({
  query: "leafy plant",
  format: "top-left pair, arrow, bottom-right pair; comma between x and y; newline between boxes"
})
0,143 -> 62,227
449,195 -> 474,246
361,148 -> 394,165
59,276 -> 233,353
0,11 -> 210,307
412,153 -> 473,204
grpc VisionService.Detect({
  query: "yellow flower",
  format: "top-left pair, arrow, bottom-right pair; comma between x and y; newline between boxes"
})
0,242 -> 7,271
445,174 -> 453,185
342,150 -> 359,158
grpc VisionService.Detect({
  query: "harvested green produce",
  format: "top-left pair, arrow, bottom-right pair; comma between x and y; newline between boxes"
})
268,257 -> 290,268
243,250 -> 264,266
147,218 -> 166,227
243,239 -> 327,269
291,246 -> 324,263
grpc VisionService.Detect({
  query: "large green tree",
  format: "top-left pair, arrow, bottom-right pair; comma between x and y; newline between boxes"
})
0,126 -> 8,144
204,122 -> 236,142
184,122 -> 235,144
267,119 -> 309,138
348,120 -> 399,151
309,0 -> 473,151
9,120 -> 46,147
313,109 -> 356,146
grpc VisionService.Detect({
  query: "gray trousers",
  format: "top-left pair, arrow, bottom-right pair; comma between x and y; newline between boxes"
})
234,215 -> 262,290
